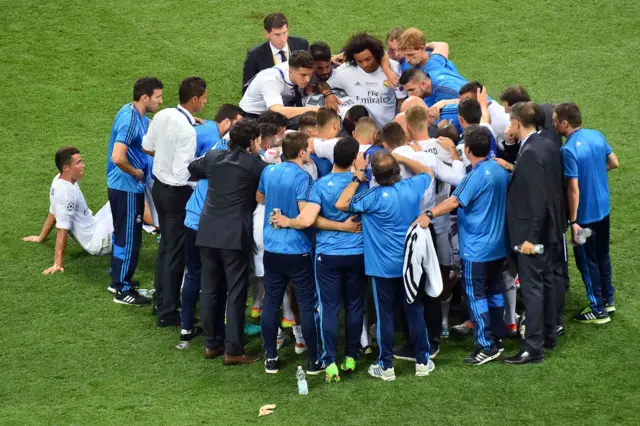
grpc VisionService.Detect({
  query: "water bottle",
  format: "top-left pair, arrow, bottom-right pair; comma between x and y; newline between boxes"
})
296,366 -> 308,395
513,244 -> 544,254
574,228 -> 593,245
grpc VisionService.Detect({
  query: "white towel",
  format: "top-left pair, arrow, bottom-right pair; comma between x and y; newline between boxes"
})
403,223 -> 443,303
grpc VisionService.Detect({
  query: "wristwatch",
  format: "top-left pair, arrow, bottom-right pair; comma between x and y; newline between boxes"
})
352,175 -> 363,184
425,210 -> 434,219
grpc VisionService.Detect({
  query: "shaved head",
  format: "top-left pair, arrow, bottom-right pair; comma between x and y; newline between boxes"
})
401,96 -> 428,113
354,117 -> 377,139
393,112 -> 408,136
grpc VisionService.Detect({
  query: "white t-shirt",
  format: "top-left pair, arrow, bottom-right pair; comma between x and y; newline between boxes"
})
239,62 -> 296,115
262,147 -> 317,180
312,137 -> 341,163
417,139 -> 453,163
313,138 -> 372,165
370,146 -> 464,216
49,175 -> 113,255
415,139 -> 459,234
456,122 -> 497,168
488,101 -> 510,149
327,60 -> 407,128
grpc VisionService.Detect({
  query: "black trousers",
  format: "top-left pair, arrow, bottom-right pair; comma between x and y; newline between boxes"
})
199,246 -> 250,356
553,236 -> 570,327
517,243 -> 557,354
152,180 -> 193,320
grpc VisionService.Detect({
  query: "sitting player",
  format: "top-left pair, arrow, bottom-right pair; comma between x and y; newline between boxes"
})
24,147 -> 113,274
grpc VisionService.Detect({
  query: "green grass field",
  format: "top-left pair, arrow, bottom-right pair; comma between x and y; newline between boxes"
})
1,0 -> 640,424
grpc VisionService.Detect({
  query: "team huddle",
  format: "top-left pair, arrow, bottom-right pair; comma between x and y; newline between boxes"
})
25,12 -> 620,382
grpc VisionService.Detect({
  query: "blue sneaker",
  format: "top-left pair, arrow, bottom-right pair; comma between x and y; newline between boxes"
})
244,323 -> 262,336
573,307 -> 610,324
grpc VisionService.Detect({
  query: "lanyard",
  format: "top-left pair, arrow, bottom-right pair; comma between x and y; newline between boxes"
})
176,107 -> 194,126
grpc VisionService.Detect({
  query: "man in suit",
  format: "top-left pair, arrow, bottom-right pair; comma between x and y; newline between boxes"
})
187,119 -> 267,365
499,85 -> 563,148
242,13 -> 309,92
503,102 -> 566,364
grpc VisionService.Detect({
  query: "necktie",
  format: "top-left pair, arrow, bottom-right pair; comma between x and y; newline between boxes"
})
278,50 -> 286,63
293,86 -> 303,107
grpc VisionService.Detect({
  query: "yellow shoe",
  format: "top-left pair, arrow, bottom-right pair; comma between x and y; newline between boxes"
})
281,317 -> 295,328
250,307 -> 262,319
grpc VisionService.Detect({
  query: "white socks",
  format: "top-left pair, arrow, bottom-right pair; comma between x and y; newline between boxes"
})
293,325 -> 305,344
360,312 -> 372,347
282,289 -> 294,321
441,295 -> 452,330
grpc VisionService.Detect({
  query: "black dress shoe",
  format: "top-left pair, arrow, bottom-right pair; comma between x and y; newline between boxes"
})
503,349 -> 544,364
158,315 -> 181,328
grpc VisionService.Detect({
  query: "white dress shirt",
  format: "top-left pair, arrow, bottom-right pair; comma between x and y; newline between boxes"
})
142,105 -> 196,187
270,43 -> 289,64
239,62 -> 296,115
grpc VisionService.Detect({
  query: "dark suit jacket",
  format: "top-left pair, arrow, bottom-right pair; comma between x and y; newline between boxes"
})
188,146 -> 267,251
538,103 -> 564,148
242,36 -> 309,92
507,132 -> 566,248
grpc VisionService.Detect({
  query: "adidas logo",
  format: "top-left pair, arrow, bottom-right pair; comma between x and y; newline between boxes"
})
383,192 -> 389,197
485,170 -> 491,175
328,181 -> 334,187
355,82 -> 362,86
576,141 -> 582,147
317,255 -> 322,262
270,166 -> 275,171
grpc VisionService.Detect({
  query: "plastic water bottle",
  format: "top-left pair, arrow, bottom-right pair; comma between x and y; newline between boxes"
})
574,228 -> 593,245
513,244 -> 544,254
296,366 -> 308,395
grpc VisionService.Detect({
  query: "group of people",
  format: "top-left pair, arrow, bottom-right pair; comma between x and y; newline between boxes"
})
24,12 -> 620,382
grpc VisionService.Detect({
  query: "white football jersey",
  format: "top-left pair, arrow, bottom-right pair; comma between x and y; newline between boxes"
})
49,174 -> 112,255
327,60 -> 407,128
303,88 -> 356,120
416,139 -> 455,234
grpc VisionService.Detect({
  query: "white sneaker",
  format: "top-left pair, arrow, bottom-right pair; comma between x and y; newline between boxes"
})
295,341 -> 307,354
415,359 -> 436,377
451,320 -> 473,335
276,334 -> 290,351
368,364 -> 396,381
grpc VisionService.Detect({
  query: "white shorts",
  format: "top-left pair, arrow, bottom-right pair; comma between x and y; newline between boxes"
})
144,176 -> 159,228
87,202 -> 113,256
435,231 -> 453,266
252,204 -> 265,277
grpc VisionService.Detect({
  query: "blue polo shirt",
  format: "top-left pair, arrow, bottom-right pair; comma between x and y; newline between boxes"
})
195,120 -> 221,157
350,173 -> 431,277
401,54 -> 467,107
107,103 -> 149,193
258,161 -> 313,254
561,128 -> 612,224
438,103 -> 463,135
452,160 -> 509,262
310,153 -> 333,179
184,179 -> 207,231
308,172 -> 365,255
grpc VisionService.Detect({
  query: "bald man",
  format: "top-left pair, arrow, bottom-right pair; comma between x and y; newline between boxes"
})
399,97 -> 437,137
394,112 -> 408,136
400,96 -> 429,113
